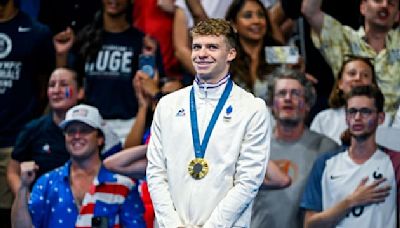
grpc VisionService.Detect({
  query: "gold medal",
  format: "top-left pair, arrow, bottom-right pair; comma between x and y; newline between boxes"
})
188,158 -> 209,180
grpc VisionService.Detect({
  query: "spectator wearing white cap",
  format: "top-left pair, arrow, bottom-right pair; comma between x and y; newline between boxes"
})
7,68 -> 122,198
11,104 -> 146,228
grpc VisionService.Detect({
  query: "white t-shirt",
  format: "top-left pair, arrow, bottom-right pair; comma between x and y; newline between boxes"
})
301,147 -> 399,228
311,107 -> 392,145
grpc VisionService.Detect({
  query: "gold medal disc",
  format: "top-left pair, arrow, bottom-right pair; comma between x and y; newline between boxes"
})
188,158 -> 209,179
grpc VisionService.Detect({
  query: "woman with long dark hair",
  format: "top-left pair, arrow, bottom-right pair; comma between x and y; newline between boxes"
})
226,0 -> 282,100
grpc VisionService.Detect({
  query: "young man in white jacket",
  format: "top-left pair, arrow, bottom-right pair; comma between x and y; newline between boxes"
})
146,18 -> 271,228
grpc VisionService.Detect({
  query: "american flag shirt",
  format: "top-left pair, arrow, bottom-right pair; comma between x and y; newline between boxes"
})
28,161 -> 146,228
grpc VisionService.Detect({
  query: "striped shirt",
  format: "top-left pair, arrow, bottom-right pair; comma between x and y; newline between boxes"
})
29,161 -> 145,228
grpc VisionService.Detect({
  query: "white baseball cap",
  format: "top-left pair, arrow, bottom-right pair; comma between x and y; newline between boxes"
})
59,104 -> 103,133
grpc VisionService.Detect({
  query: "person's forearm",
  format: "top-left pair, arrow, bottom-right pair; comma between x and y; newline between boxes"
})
7,159 -> 22,195
268,1 -> 286,44
103,145 -> 148,177
301,0 -> 324,34
56,52 -> 68,67
124,106 -> 148,148
175,47 -> 196,75
185,0 -> 208,24
262,161 -> 291,189
173,7 -> 196,75
305,198 -> 352,228
11,186 -> 33,228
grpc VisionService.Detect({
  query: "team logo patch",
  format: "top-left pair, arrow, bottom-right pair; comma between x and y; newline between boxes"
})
72,108 -> 88,117
176,108 -> 185,117
0,33 -> 12,59
223,105 -> 233,121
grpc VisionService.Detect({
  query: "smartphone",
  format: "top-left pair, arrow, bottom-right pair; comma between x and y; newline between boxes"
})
139,54 -> 155,78
265,46 -> 299,64
92,216 -> 108,228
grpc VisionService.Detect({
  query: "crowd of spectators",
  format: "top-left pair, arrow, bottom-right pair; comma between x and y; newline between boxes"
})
1,0 -> 400,227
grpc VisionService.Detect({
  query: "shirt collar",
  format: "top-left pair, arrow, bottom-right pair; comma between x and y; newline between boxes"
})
358,26 -> 394,45
193,74 -> 231,100
62,160 -> 117,185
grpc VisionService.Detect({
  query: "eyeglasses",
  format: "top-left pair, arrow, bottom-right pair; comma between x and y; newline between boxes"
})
65,125 -> 96,136
346,107 -> 377,118
275,89 -> 303,99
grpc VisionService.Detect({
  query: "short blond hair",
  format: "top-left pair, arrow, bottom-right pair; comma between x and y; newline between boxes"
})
191,18 -> 237,49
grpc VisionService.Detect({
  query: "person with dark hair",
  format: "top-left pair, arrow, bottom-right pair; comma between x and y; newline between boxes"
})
225,0 -> 282,100
0,0 -> 55,225
11,104 -> 146,228
55,0 -> 165,143
147,18 -> 271,227
251,66 -> 338,228
311,57 -> 392,144
301,85 -> 400,228
302,0 -> 400,116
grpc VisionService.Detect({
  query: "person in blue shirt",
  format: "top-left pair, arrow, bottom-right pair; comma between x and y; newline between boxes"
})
11,104 -> 145,228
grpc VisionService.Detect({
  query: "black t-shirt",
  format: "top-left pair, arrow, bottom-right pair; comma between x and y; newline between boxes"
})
0,12 -> 54,147
83,27 -> 165,119
12,113 -> 70,183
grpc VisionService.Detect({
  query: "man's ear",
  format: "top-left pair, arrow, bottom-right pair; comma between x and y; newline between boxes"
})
378,112 -> 385,125
360,0 -> 367,16
97,133 -> 105,149
227,48 -> 237,62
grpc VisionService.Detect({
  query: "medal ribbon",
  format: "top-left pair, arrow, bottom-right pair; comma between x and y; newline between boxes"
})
190,78 -> 233,159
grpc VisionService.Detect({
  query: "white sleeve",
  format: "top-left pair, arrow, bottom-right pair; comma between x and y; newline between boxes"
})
146,101 -> 183,228
310,112 -> 323,134
393,106 -> 400,128
204,99 -> 271,227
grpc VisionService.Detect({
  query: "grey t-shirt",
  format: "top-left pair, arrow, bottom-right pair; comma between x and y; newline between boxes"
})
251,128 -> 339,228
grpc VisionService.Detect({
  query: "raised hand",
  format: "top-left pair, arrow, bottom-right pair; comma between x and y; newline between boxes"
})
53,27 -> 75,55
20,161 -> 39,188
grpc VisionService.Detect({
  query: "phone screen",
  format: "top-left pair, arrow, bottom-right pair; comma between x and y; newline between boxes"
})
92,216 -> 108,228
139,54 -> 155,78
265,46 -> 299,64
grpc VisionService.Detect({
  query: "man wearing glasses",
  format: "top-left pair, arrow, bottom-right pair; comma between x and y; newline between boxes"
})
301,85 -> 400,228
11,104 -> 145,228
252,67 -> 338,228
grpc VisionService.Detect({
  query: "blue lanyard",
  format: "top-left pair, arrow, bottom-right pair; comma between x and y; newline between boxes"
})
190,79 -> 233,159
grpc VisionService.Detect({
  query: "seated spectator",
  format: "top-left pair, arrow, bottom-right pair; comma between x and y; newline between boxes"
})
225,0 -> 282,100
251,67 -> 338,228
301,85 -> 399,228
7,67 -> 83,195
11,104 -> 145,228
55,0 -> 165,143
311,57 -> 392,145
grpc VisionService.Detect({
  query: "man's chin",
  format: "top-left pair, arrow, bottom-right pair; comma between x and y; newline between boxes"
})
278,118 -> 301,128
196,73 -> 213,82
350,131 -> 373,143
